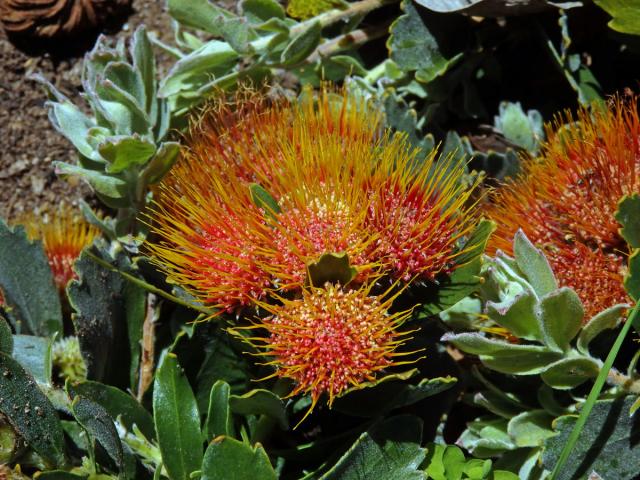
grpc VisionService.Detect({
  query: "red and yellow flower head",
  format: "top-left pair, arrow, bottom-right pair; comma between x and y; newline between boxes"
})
147,86 -> 478,313
486,98 -> 639,318
22,205 -> 99,292
234,282 -> 416,423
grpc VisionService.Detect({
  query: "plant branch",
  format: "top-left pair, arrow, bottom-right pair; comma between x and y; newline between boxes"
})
306,24 -> 390,64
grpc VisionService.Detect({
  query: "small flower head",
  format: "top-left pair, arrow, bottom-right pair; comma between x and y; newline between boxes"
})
22,206 -> 99,292
147,86 -> 478,312
487,97 -> 639,317
52,336 -> 87,383
236,282 -> 416,423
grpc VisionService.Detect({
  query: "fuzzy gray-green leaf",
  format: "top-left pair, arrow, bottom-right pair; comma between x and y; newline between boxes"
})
280,21 -> 321,66
538,287 -> 584,352
577,304 -> 628,355
540,356 -> 600,389
513,230 -> 557,298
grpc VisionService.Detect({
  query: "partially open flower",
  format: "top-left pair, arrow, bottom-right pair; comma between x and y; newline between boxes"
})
234,282 -> 416,423
22,206 -> 99,292
487,98 -> 639,318
147,86 -> 478,313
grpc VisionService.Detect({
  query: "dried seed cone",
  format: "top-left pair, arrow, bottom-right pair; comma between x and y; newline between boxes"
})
486,97 -> 640,318
0,0 -> 130,38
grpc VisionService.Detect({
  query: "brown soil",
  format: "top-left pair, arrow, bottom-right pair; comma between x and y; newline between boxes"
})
0,0 -> 177,221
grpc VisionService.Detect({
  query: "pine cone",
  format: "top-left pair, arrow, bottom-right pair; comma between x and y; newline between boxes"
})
0,0 -> 130,38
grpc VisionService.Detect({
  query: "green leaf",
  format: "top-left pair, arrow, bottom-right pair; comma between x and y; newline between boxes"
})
443,332 -> 563,374
616,194 -> 640,248
36,472 -> 87,479
141,142 -> 181,185
493,102 -> 543,154
0,221 -> 63,336
99,136 -> 157,174
229,389 -> 287,430
241,0 -> 286,23
420,220 -> 495,316
48,101 -> 99,160
0,314 -> 12,355
424,443 -> 466,480
577,304 -> 628,355
506,410 -> 555,448
280,21 -> 322,66
334,376 -> 457,418
539,356 -> 600,389
0,352 -> 65,467
131,26 -> 156,117
196,329 -> 251,412
102,62 -> 146,113
388,0 -> 460,83
593,0 -> 640,35
13,335 -> 52,385
513,230 -> 557,298
204,380 -> 233,441
544,396 -> 640,479
249,183 -> 281,218
306,252 -> 358,288
68,242 -> 140,386
625,249 -> 640,301
538,287 -> 584,352
69,381 -> 155,440
457,418 -> 516,458
548,301 -> 640,478
486,291 -> 542,342
71,395 -> 126,475
159,41 -> 239,98
168,0 -> 234,35
153,353 -> 203,480
54,162 -> 128,200
201,436 -> 276,480
320,415 -> 426,480
123,280 -> 146,394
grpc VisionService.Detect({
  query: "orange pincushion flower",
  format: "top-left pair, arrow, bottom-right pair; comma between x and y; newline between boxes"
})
147,86 -> 478,312
22,206 -> 99,292
236,283 -> 416,422
486,98 -> 639,318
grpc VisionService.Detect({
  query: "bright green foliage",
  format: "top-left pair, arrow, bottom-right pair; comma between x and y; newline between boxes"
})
594,0 -> 640,35
424,443 -> 519,479
201,436 -> 276,480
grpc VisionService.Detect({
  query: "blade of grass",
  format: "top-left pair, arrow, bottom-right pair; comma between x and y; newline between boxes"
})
550,302 -> 640,479
85,250 -> 216,317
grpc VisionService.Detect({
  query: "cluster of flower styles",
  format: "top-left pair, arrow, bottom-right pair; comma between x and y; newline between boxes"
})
487,98 -> 639,318
147,86 -> 478,413
22,205 -> 100,293
148,86 -> 478,311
